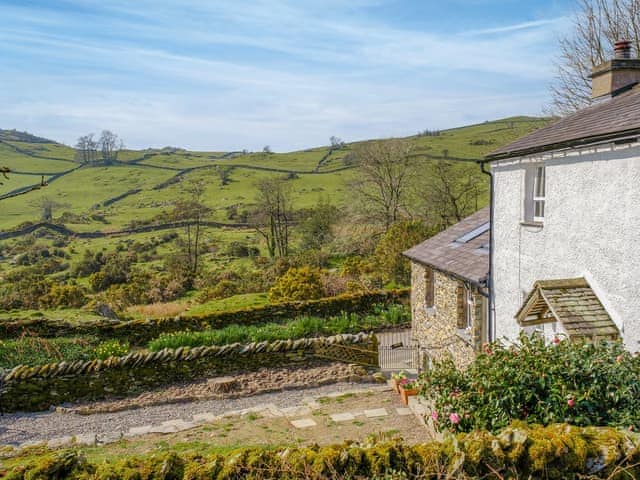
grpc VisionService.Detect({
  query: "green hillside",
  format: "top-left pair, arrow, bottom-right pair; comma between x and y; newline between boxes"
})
0,116 -> 548,233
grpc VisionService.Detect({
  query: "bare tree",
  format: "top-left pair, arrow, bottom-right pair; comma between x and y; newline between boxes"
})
415,160 -> 486,229
352,139 -> 414,231
75,134 -> 98,163
252,177 -> 292,258
171,179 -> 210,287
329,136 -> 345,149
98,130 -> 123,164
29,196 -> 69,221
552,0 -> 640,113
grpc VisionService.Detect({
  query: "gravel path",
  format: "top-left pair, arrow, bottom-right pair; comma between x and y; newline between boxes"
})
0,381 -> 383,446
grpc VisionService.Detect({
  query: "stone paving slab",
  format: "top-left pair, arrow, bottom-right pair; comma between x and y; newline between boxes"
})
395,408 -> 412,416
330,412 -> 355,422
193,412 -> 218,423
128,425 -> 153,436
280,406 -> 312,417
74,433 -> 97,446
149,425 -> 179,434
363,408 -> 388,418
47,436 -> 73,448
290,418 -> 317,429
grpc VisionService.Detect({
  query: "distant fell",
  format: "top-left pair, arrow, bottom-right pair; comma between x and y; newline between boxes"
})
0,129 -> 57,144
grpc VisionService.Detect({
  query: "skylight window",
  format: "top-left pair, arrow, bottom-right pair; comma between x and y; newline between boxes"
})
454,222 -> 490,244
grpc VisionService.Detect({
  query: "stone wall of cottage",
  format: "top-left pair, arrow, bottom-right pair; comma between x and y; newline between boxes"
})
410,262 -> 485,369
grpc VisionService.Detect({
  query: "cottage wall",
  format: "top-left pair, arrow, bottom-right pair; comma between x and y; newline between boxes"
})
492,144 -> 640,351
410,262 -> 484,369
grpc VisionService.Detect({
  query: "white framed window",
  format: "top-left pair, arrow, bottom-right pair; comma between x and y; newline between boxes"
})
532,165 -> 545,222
524,164 -> 545,223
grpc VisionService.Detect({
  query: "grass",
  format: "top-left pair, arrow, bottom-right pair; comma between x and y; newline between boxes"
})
0,335 -> 99,369
147,304 -> 409,351
185,293 -> 270,316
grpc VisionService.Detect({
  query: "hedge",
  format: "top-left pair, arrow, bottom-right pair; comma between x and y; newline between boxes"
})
0,289 -> 409,345
0,332 -> 378,412
7,423 -> 640,479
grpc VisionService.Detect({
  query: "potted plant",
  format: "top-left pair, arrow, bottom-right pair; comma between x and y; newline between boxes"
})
398,379 -> 419,406
391,371 -> 406,393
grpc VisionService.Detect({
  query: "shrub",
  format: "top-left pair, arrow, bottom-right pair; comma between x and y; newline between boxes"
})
269,266 -> 325,302
93,339 -> 130,360
421,333 -> 640,433
42,283 -> 87,308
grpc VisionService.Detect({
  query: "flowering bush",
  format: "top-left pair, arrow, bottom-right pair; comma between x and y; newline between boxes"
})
93,339 -> 130,360
421,333 -> 640,433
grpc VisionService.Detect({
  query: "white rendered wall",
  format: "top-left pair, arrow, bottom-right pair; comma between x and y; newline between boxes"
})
492,143 -> 640,351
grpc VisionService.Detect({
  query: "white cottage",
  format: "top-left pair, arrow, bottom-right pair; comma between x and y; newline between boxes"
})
483,40 -> 640,350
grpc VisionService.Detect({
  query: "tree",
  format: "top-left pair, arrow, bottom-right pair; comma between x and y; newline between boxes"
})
352,139 -> 414,231
551,0 -> 640,113
330,136 -> 344,149
262,145 -> 272,155
171,179 -> 211,287
75,133 -> 98,163
298,197 -> 339,251
373,220 -> 435,285
252,177 -> 292,258
98,130 -> 123,164
415,160 -> 486,229
29,196 -> 69,221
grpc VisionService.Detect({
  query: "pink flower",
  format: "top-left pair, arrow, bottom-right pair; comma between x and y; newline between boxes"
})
616,355 -> 624,364
552,337 -> 561,345
567,398 -> 575,408
449,413 -> 460,425
431,411 -> 439,421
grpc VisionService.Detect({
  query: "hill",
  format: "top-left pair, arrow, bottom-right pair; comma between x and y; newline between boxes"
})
0,116 -> 548,233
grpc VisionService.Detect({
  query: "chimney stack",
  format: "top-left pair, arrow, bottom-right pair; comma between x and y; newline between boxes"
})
591,40 -> 640,99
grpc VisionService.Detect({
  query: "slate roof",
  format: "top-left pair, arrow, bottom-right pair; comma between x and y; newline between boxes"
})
515,278 -> 619,340
403,207 -> 489,285
486,83 -> 640,160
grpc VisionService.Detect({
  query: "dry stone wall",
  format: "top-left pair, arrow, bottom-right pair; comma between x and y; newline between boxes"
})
0,333 -> 378,413
0,289 -> 409,345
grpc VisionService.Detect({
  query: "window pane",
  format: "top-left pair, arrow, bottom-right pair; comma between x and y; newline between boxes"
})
535,166 -> 545,197
534,200 -> 545,219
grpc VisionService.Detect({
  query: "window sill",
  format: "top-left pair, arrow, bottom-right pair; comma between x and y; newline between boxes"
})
520,221 -> 544,228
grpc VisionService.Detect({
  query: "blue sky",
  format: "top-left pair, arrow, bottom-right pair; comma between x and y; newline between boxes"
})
1,0 -> 574,151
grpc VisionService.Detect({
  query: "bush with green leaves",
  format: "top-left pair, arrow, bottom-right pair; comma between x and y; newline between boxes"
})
93,339 -> 130,360
268,266 -> 325,302
148,304 -> 409,351
421,333 -> 640,433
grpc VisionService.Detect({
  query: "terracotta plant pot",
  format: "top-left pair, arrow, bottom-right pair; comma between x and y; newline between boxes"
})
400,387 -> 418,406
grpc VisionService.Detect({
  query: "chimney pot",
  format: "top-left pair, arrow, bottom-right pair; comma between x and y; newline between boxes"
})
615,39 -> 632,59
591,39 -> 640,99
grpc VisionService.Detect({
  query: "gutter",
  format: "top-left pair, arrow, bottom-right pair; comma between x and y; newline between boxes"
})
479,160 -> 495,342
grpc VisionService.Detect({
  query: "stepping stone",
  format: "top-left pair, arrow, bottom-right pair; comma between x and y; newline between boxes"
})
97,432 -> 123,445
48,436 -> 73,448
193,412 -> 218,423
149,424 -> 178,434
161,419 -> 197,431
330,412 -> 355,422
281,406 -> 312,417
290,418 -> 317,429
395,408 -> 412,416
364,408 -> 388,418
74,433 -> 97,446
128,425 -> 153,436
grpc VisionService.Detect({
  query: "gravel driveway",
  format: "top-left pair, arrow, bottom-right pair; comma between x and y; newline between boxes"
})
0,381 -> 384,446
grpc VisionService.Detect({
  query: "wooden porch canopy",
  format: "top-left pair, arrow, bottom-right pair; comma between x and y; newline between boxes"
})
516,278 -> 619,341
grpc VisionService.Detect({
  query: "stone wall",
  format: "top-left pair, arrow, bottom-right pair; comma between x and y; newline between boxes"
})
0,333 -> 378,413
410,262 -> 485,369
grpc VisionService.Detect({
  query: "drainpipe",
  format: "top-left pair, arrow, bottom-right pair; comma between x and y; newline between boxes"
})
480,160 -> 495,342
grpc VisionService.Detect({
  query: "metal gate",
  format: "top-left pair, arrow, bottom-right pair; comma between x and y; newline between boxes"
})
377,330 -> 419,372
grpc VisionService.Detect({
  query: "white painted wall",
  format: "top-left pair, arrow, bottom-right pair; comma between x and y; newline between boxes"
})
492,143 -> 640,351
